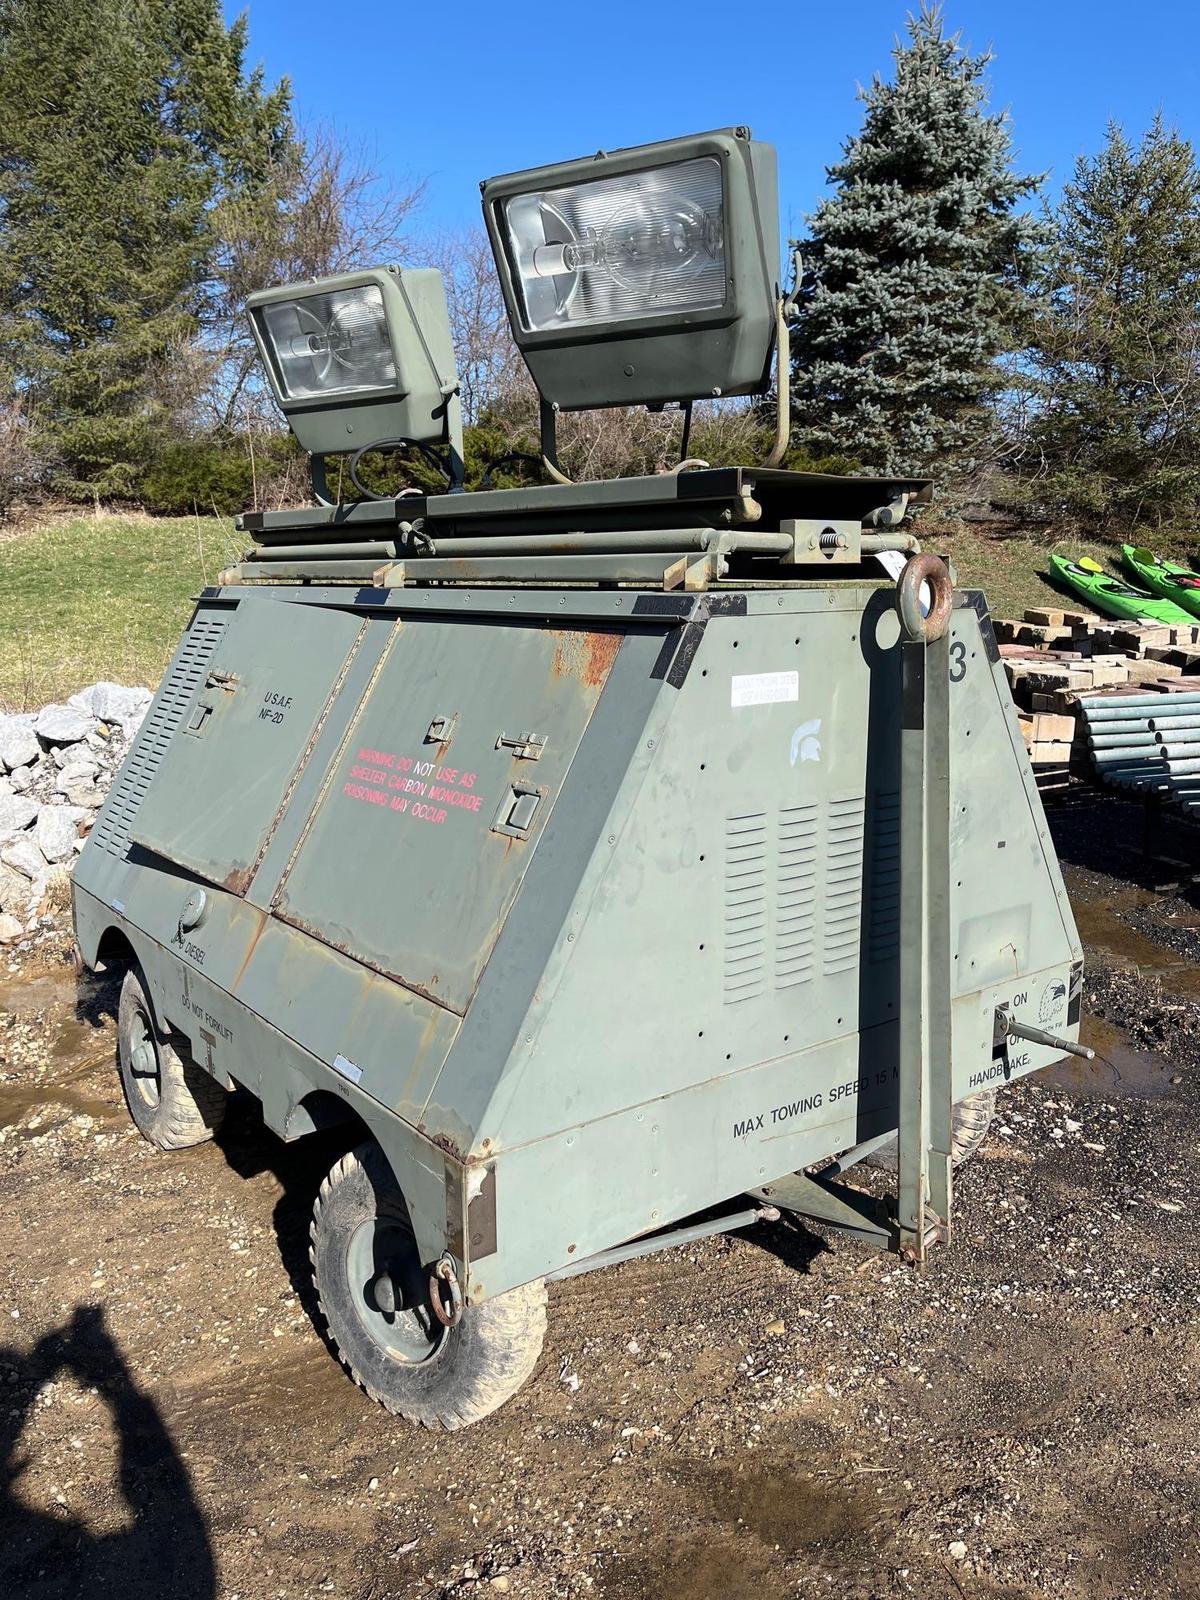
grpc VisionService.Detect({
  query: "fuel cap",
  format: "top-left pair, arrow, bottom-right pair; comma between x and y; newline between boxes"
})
179,887 -> 208,933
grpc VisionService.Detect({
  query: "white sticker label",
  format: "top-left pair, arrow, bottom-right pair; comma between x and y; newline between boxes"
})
730,670 -> 800,708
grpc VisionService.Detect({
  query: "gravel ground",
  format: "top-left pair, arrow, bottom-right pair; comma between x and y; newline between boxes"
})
1,792 -> 1198,1600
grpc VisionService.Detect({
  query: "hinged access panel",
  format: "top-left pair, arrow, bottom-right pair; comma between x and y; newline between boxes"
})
273,619 -> 622,1014
130,600 -> 365,893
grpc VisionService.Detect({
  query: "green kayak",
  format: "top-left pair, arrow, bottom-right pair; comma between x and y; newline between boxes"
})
1121,544 -> 1200,620
1048,554 -> 1195,625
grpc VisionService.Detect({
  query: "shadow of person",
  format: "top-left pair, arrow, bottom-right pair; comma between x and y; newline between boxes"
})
0,1304 -> 215,1600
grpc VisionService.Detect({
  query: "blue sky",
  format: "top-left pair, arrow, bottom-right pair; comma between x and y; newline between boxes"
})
227,1 -> 1200,238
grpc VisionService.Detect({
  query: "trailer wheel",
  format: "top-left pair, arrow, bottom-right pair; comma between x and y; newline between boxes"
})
117,968 -> 226,1149
862,1089 -> 997,1172
311,1143 -> 546,1429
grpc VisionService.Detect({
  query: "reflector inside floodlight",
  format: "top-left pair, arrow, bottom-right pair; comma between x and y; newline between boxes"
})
259,284 -> 397,400
501,157 -> 726,332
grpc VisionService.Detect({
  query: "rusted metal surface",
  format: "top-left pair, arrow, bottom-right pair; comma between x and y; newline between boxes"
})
222,864 -> 255,897
896,553 -> 954,643
550,628 -> 622,687
268,901 -> 467,1015
429,1258 -> 464,1327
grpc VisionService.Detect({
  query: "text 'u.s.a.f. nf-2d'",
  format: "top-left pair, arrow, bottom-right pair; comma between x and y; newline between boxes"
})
71,126 -> 1090,1429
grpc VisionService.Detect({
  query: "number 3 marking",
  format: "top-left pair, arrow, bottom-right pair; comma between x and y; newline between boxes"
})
949,639 -> 967,682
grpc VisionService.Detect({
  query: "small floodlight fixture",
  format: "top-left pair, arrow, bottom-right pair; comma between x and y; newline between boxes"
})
483,127 -> 780,432
247,267 -> 463,493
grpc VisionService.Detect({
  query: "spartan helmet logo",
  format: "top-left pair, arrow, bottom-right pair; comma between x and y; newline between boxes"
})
1040,980 -> 1067,1024
790,719 -> 822,766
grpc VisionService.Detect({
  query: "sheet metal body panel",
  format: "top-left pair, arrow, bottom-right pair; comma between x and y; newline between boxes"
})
73,581 -> 1082,1303
70,881 -> 454,1267
273,618 -> 620,1014
129,600 -> 365,894
455,595 -> 1080,1156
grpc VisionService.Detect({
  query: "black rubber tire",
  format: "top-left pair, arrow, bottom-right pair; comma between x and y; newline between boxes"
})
117,968 -> 226,1150
311,1142 -> 547,1429
862,1088 -> 996,1171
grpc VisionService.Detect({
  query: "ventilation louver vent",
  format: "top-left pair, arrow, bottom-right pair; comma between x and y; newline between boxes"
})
89,615 -> 228,861
823,796 -> 865,976
721,792 -> 896,1005
723,811 -> 768,1002
775,802 -> 818,989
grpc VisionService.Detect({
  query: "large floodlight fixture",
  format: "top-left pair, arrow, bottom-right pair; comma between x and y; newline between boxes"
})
482,128 -> 780,414
247,267 -> 463,487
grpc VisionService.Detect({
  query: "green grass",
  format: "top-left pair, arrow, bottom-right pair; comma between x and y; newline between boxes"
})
930,522 -> 1200,622
0,512 -> 240,711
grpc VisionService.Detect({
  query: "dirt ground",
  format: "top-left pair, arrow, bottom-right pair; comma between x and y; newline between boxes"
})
1,791 -> 1199,1600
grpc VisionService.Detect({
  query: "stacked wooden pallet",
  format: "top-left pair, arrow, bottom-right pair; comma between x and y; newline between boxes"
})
992,606 -> 1200,792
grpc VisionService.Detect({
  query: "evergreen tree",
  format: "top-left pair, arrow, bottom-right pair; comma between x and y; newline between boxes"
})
0,0 -> 292,498
1029,118 -> 1200,528
791,5 -> 1042,476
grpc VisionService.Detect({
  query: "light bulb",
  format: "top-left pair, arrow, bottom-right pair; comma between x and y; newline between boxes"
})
261,284 -> 396,400
503,157 -> 727,332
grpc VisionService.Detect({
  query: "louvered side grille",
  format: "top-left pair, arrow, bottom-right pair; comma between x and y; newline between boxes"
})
89,615 -> 228,861
822,796 -> 865,977
723,811 -> 768,1002
720,793 -> 876,1006
775,802 -> 818,989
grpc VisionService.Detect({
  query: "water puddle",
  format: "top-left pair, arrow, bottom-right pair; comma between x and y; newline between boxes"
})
1067,879 -> 1200,999
0,1075 -> 115,1128
1043,1013 -> 1179,1100
1070,887 -> 1200,998
0,966 -> 81,1016
0,962 -> 116,1127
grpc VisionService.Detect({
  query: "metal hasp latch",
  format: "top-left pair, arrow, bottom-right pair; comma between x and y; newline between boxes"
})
184,668 -> 239,738
495,731 -> 546,761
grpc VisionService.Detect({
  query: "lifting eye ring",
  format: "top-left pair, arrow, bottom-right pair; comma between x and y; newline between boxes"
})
429,1255 -> 465,1328
896,553 -> 954,643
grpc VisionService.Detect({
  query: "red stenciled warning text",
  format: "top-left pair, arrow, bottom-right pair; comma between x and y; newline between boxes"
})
342,746 -> 480,827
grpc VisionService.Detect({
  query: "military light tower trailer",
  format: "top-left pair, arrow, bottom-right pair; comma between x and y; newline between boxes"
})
71,128 -> 1089,1429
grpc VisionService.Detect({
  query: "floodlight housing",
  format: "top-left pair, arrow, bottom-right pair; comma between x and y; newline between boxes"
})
247,267 -> 460,459
482,127 -> 779,411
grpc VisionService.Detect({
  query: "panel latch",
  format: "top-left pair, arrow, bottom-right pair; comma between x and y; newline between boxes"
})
496,731 -> 547,761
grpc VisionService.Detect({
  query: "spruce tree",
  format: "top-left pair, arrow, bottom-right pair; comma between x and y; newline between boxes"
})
0,0 -> 293,498
790,5 -> 1042,477
1030,118 -> 1200,528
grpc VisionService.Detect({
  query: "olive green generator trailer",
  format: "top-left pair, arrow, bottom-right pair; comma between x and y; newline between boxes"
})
71,127 -> 1088,1429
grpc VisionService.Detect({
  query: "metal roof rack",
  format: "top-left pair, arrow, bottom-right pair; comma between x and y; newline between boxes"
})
225,468 -> 931,590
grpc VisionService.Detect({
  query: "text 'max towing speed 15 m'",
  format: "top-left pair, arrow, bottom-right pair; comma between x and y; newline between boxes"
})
71,126 -> 1090,1429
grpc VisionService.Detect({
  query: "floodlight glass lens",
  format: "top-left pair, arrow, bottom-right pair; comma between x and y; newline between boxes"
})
502,157 -> 725,332
260,284 -> 396,399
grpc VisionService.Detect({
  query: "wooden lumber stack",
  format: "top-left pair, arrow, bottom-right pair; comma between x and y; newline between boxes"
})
992,604 -> 1199,793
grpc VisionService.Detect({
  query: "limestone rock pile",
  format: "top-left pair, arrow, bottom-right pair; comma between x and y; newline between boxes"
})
0,683 -> 151,942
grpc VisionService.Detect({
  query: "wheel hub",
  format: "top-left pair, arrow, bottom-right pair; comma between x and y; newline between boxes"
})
347,1218 -> 442,1364
127,1014 -> 161,1109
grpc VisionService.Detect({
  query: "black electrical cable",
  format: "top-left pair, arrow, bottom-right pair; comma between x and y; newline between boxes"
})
479,451 -> 550,489
347,438 -> 453,501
